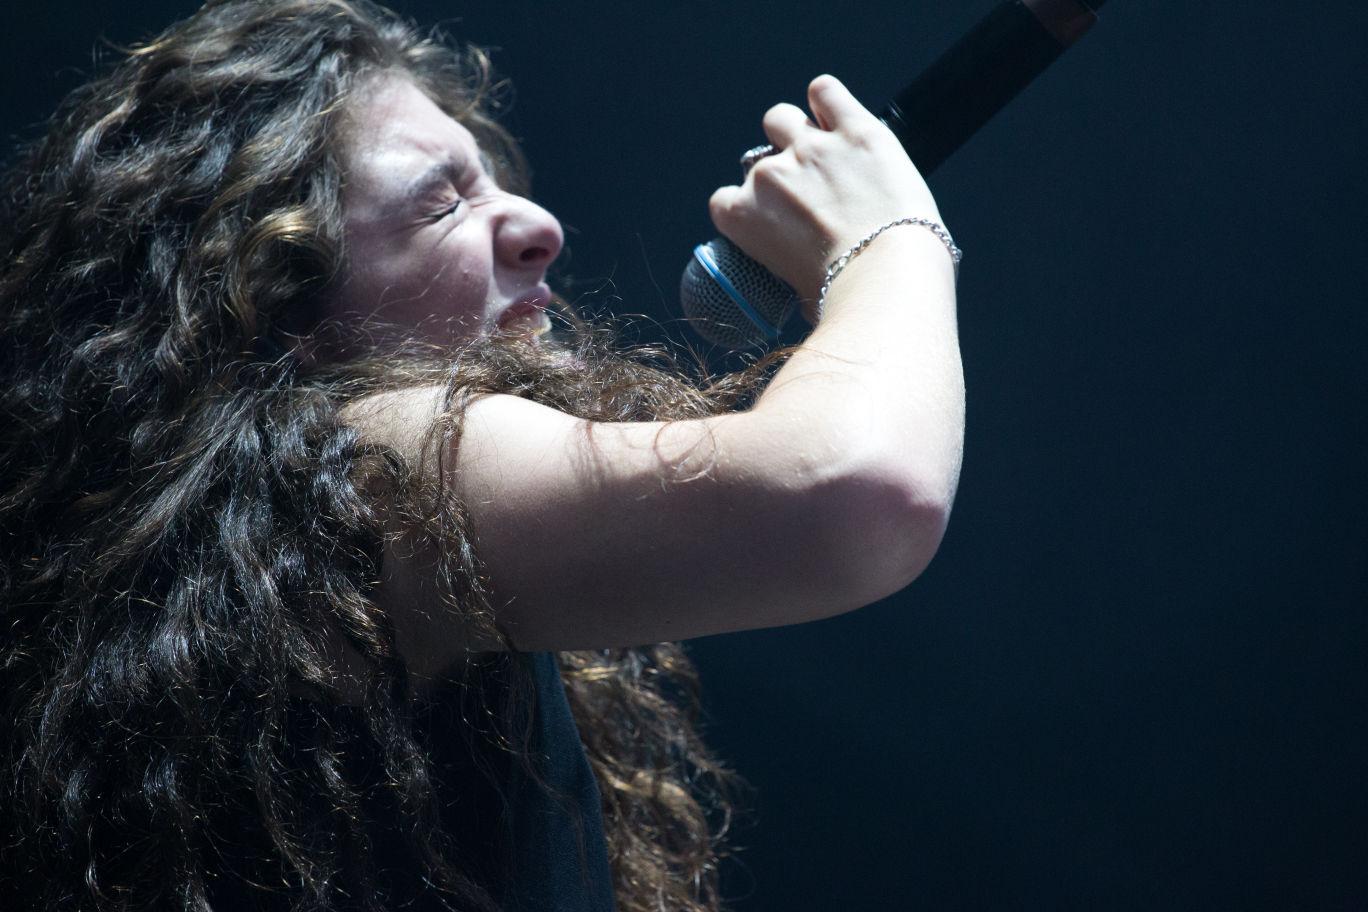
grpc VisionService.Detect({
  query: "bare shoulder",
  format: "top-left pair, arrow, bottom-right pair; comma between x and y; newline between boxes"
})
338,385 -> 502,689
340,384 -> 450,455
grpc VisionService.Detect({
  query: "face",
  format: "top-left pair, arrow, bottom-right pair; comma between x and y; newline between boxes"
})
325,74 -> 564,351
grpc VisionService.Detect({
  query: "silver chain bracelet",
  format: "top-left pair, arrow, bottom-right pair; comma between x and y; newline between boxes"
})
815,217 -> 962,321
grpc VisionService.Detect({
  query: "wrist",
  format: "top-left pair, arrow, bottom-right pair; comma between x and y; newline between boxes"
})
809,217 -> 961,324
805,222 -> 958,325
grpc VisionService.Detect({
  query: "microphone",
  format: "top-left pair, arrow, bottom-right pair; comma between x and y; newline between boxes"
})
680,0 -> 1105,350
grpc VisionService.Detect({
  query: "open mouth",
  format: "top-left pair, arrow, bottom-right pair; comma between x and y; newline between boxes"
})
495,284 -> 554,338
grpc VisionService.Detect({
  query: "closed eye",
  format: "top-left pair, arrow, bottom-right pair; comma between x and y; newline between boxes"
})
438,199 -> 462,219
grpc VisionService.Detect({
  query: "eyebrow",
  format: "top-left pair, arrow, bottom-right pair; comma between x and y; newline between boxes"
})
404,149 -> 498,203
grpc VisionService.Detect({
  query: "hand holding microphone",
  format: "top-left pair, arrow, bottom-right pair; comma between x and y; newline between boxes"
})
681,0 -> 1104,348
704,75 -> 945,328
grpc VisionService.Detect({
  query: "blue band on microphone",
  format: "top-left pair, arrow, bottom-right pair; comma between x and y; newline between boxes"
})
691,243 -> 782,341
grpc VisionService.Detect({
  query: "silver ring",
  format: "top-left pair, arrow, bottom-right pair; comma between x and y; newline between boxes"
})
740,143 -> 779,176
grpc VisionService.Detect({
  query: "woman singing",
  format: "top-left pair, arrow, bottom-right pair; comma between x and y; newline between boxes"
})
0,0 -> 963,909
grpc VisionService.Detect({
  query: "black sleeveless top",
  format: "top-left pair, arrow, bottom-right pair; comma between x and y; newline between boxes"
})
499,651 -> 617,911
220,652 -> 615,911
391,650 -> 616,911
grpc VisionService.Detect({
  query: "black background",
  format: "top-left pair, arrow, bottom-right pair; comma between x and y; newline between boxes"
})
4,2 -> 1365,909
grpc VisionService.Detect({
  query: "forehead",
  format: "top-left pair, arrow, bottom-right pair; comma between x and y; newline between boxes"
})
338,75 -> 484,200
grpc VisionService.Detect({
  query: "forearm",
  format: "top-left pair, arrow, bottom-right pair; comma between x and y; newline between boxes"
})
751,224 -> 965,513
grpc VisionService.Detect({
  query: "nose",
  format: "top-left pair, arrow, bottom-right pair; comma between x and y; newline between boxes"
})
495,195 -> 564,273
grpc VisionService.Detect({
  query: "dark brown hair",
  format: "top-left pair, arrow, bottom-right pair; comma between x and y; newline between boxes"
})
0,1 -> 786,908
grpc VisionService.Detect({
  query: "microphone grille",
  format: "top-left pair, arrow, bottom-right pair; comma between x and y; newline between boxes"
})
680,237 -> 797,350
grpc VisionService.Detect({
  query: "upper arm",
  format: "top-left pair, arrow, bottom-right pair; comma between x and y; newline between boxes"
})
350,386 -> 947,664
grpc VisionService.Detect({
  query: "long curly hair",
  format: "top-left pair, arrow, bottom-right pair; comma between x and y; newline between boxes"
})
0,2 -> 781,909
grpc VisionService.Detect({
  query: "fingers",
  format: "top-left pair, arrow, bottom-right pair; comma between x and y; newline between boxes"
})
711,74 -> 884,234
806,74 -> 873,134
708,184 -> 740,232
761,102 -> 815,150
759,76 -> 873,152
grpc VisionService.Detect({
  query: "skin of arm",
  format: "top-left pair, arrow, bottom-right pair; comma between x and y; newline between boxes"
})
349,75 -> 964,674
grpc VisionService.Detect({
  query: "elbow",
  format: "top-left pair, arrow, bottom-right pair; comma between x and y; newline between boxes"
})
804,461 -> 954,613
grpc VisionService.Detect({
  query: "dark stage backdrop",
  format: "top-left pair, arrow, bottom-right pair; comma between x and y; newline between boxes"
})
5,2 -> 1365,909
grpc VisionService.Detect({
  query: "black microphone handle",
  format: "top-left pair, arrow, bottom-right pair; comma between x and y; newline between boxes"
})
881,0 -> 1101,175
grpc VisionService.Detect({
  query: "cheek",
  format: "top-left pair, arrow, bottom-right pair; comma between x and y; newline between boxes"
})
413,244 -> 497,333
337,235 -> 493,330
429,250 -> 492,311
